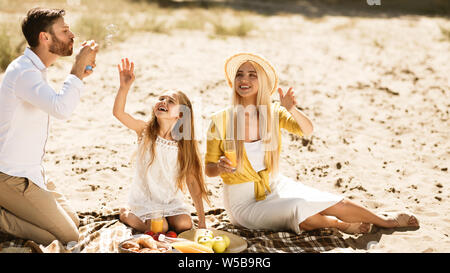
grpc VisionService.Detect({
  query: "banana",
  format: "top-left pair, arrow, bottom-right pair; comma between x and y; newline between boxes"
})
171,241 -> 215,253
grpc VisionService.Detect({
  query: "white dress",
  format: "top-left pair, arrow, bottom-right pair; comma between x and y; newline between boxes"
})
127,136 -> 190,221
223,140 -> 343,234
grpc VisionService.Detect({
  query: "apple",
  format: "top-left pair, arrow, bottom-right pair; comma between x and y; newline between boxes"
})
197,229 -> 213,240
212,236 -> 227,253
204,230 -> 214,238
197,237 -> 213,249
197,230 -> 214,241
221,235 -> 230,248
198,230 -> 214,240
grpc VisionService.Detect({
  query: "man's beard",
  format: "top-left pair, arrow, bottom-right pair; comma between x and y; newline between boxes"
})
48,33 -> 73,57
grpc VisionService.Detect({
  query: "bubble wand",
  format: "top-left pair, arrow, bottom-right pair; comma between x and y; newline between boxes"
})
84,24 -> 118,71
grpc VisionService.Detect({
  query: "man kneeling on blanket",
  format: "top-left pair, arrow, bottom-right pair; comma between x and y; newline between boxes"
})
0,8 -> 98,245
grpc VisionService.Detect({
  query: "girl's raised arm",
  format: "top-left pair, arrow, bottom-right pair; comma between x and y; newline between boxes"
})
113,58 -> 147,135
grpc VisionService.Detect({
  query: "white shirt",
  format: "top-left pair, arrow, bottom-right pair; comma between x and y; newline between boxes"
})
0,48 -> 83,190
244,140 -> 266,172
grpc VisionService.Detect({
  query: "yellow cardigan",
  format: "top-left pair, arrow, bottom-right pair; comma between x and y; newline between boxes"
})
205,103 -> 303,201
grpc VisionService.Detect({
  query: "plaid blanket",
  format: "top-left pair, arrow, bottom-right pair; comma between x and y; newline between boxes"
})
0,208 -> 355,253
0,209 -> 132,253
202,208 -> 349,253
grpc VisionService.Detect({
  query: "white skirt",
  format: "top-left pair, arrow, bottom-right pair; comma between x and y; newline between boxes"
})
223,174 -> 343,234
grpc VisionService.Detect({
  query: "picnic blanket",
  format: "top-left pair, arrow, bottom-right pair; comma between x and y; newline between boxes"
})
0,209 -> 132,253
202,208 -> 350,253
0,208 -> 363,253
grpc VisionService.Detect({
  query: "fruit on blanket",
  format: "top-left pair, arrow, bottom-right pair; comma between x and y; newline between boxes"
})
171,241 -> 214,253
166,231 -> 177,238
221,235 -> 231,248
212,236 -> 227,253
145,231 -> 155,236
197,237 -> 213,249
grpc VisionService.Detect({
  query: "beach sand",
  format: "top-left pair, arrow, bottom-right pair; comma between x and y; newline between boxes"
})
1,1 -> 449,253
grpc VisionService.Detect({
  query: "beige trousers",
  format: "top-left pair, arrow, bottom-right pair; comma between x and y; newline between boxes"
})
0,172 -> 79,245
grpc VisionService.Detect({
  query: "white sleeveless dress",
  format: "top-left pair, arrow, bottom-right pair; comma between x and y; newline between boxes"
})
127,136 -> 190,221
223,140 -> 343,234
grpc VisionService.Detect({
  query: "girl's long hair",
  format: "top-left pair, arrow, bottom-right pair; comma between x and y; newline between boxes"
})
231,61 -> 279,176
139,91 -> 210,205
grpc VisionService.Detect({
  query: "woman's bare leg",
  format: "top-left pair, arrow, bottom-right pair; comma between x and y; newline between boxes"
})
320,199 -> 418,228
299,213 -> 371,233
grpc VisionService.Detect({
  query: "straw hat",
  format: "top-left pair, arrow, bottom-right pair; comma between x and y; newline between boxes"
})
224,52 -> 278,95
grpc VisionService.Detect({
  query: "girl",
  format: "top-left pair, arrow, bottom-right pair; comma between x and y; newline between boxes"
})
205,53 -> 419,234
114,58 -> 209,234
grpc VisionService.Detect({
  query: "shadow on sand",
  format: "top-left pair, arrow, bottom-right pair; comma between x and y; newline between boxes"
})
343,225 -> 421,251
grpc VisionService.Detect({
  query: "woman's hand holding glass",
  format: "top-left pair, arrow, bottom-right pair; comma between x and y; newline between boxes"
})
217,156 -> 236,174
218,140 -> 237,174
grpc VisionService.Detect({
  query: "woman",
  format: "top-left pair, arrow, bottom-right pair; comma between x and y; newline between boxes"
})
205,53 -> 419,234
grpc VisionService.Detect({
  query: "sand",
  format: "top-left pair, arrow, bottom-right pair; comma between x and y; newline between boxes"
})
1,3 -> 449,253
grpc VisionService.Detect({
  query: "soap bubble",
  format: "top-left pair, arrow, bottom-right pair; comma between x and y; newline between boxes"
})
106,24 -> 119,35
105,34 -> 114,46
105,24 -> 119,47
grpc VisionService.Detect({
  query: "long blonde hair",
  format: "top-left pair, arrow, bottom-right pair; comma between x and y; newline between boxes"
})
231,61 -> 280,175
139,91 -> 210,205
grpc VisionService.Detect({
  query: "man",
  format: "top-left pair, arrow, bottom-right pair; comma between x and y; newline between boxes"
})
0,8 -> 98,245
